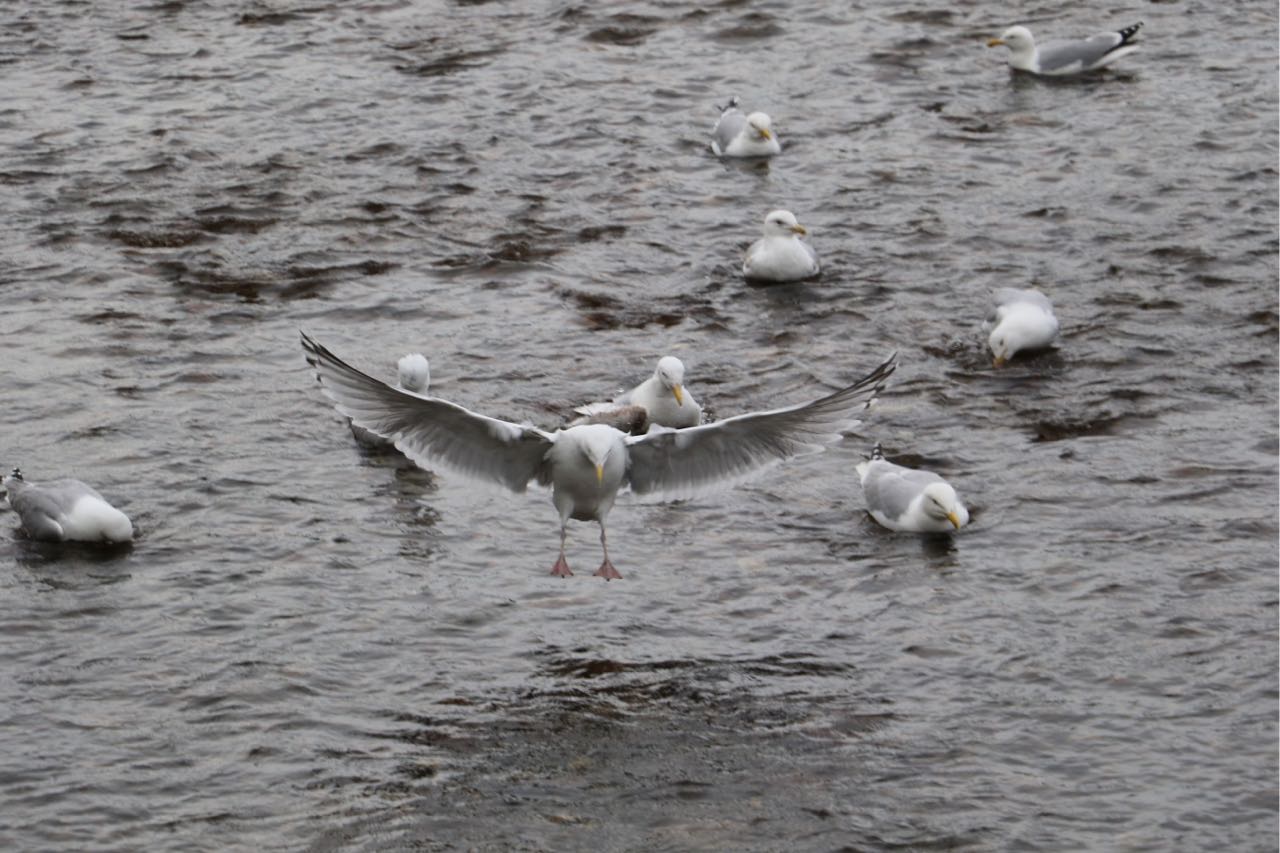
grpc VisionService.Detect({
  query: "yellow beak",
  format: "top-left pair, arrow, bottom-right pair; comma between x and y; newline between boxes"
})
992,355 -> 1007,368
673,384 -> 684,406
987,38 -> 1005,47
790,224 -> 807,236
947,511 -> 962,529
756,126 -> 772,140
595,464 -> 604,485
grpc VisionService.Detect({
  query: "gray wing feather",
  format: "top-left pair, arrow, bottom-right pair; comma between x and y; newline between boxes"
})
712,109 -> 746,154
5,480 -> 84,540
1036,33 -> 1123,72
625,354 -> 897,500
301,332 -> 554,493
862,463 -> 942,520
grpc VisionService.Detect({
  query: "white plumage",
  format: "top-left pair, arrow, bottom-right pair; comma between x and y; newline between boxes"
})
743,210 -> 821,283
2,470 -> 134,544
302,333 -> 896,579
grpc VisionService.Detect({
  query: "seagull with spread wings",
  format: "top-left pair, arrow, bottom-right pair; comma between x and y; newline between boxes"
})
301,333 -> 896,579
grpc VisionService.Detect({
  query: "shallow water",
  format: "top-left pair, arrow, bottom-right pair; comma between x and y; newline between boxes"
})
1,1 -> 1277,851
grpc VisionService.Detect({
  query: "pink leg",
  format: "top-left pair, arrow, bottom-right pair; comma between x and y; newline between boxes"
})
550,526 -> 572,577
592,524 -> 622,580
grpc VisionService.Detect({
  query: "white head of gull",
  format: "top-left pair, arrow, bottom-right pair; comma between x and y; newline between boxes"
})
302,333 -> 897,580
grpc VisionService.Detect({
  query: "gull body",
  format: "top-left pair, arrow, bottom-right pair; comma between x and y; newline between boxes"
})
711,97 -> 781,158
855,447 -> 968,534
988,22 -> 1143,76
302,332 -> 897,579
985,288 -> 1059,367
571,356 -> 702,433
743,210 -> 820,283
351,353 -> 431,448
2,469 -> 134,543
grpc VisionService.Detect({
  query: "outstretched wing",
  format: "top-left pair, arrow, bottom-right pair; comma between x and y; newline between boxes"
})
624,353 -> 898,500
300,332 -> 554,493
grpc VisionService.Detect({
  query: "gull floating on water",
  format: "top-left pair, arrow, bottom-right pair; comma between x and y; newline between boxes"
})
711,96 -> 781,158
2,468 -> 134,543
985,287 -> 1060,367
351,353 -> 431,449
571,356 -> 703,434
856,445 -> 968,533
743,210 -> 820,283
302,332 -> 897,579
988,22 -> 1143,76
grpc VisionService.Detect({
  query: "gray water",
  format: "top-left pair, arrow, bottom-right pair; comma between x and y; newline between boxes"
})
2,2 -> 1277,851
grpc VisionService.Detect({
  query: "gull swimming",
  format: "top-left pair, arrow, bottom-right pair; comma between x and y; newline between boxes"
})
2,468 -> 134,543
351,353 -> 431,449
856,445 -> 968,533
711,96 -> 781,158
988,22 -> 1143,76
302,332 -> 897,579
743,210 -> 820,283
571,355 -> 703,433
985,287 -> 1060,367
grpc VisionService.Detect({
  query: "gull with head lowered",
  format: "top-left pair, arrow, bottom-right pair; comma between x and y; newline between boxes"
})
985,287 -> 1059,367
2,469 -> 134,543
301,332 -> 896,579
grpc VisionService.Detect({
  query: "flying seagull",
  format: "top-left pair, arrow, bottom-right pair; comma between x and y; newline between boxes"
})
301,332 -> 896,579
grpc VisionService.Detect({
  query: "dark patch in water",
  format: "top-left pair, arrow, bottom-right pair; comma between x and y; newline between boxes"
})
108,228 -> 204,248
584,24 -> 657,46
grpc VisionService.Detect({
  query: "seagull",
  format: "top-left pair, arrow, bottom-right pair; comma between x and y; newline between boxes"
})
711,96 -> 781,158
571,356 -> 703,434
351,353 -> 431,449
855,445 -> 968,533
985,287 -> 1060,367
2,468 -> 134,543
301,332 -> 897,579
743,210 -> 821,283
987,22 -> 1144,76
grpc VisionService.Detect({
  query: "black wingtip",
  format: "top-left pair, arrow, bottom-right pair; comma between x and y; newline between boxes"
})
1118,21 -> 1144,43
869,442 -> 884,461
715,95 -> 740,113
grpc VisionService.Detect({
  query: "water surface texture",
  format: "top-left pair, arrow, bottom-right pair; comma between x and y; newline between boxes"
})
2,2 -> 1277,850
